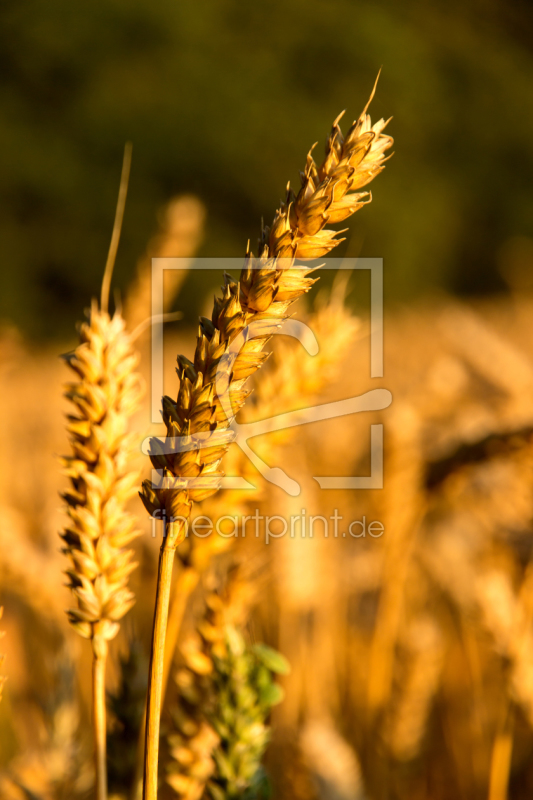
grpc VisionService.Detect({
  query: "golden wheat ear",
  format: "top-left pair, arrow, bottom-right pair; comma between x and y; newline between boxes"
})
140,76 -> 392,800
60,142 -> 143,800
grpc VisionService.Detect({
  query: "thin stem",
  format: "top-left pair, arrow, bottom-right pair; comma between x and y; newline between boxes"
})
101,142 -> 132,314
488,704 -> 514,800
92,635 -> 108,800
143,522 -> 185,800
131,565 -> 198,800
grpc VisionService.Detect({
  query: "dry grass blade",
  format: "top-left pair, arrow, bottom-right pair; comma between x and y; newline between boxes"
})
140,78 -> 393,800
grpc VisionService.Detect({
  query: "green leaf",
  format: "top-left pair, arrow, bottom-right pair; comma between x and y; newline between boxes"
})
259,682 -> 285,707
252,644 -> 291,675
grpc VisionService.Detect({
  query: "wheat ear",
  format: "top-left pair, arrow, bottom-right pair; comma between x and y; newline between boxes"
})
167,572 -> 288,800
60,145 -> 142,800
140,78 -> 392,800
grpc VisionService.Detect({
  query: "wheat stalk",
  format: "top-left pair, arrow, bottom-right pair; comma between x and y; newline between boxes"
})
140,77 -> 392,799
0,607 -> 5,703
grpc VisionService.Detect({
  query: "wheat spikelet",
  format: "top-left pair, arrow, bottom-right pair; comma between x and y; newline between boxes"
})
166,573 -> 251,800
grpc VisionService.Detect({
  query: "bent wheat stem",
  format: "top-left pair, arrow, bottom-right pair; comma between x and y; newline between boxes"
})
143,529 -> 184,800
141,77 -> 392,799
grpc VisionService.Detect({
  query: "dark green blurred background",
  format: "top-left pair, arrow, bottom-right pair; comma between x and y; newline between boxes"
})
2,0 -> 533,340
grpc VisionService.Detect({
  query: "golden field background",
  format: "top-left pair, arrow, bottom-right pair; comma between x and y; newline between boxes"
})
1,201 -> 533,799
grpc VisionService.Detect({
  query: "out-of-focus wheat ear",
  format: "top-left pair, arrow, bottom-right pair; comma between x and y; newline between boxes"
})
60,143 -> 143,800
0,646 -> 93,799
386,616 -> 445,762
141,76 -> 392,800
300,719 -> 365,800
366,403 -> 424,717
166,572 -> 288,800
124,195 -> 206,333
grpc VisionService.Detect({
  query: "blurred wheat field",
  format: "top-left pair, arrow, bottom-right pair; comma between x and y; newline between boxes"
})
2,195 -> 533,800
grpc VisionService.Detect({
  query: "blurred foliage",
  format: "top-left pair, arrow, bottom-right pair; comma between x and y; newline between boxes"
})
1,0 -> 533,339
